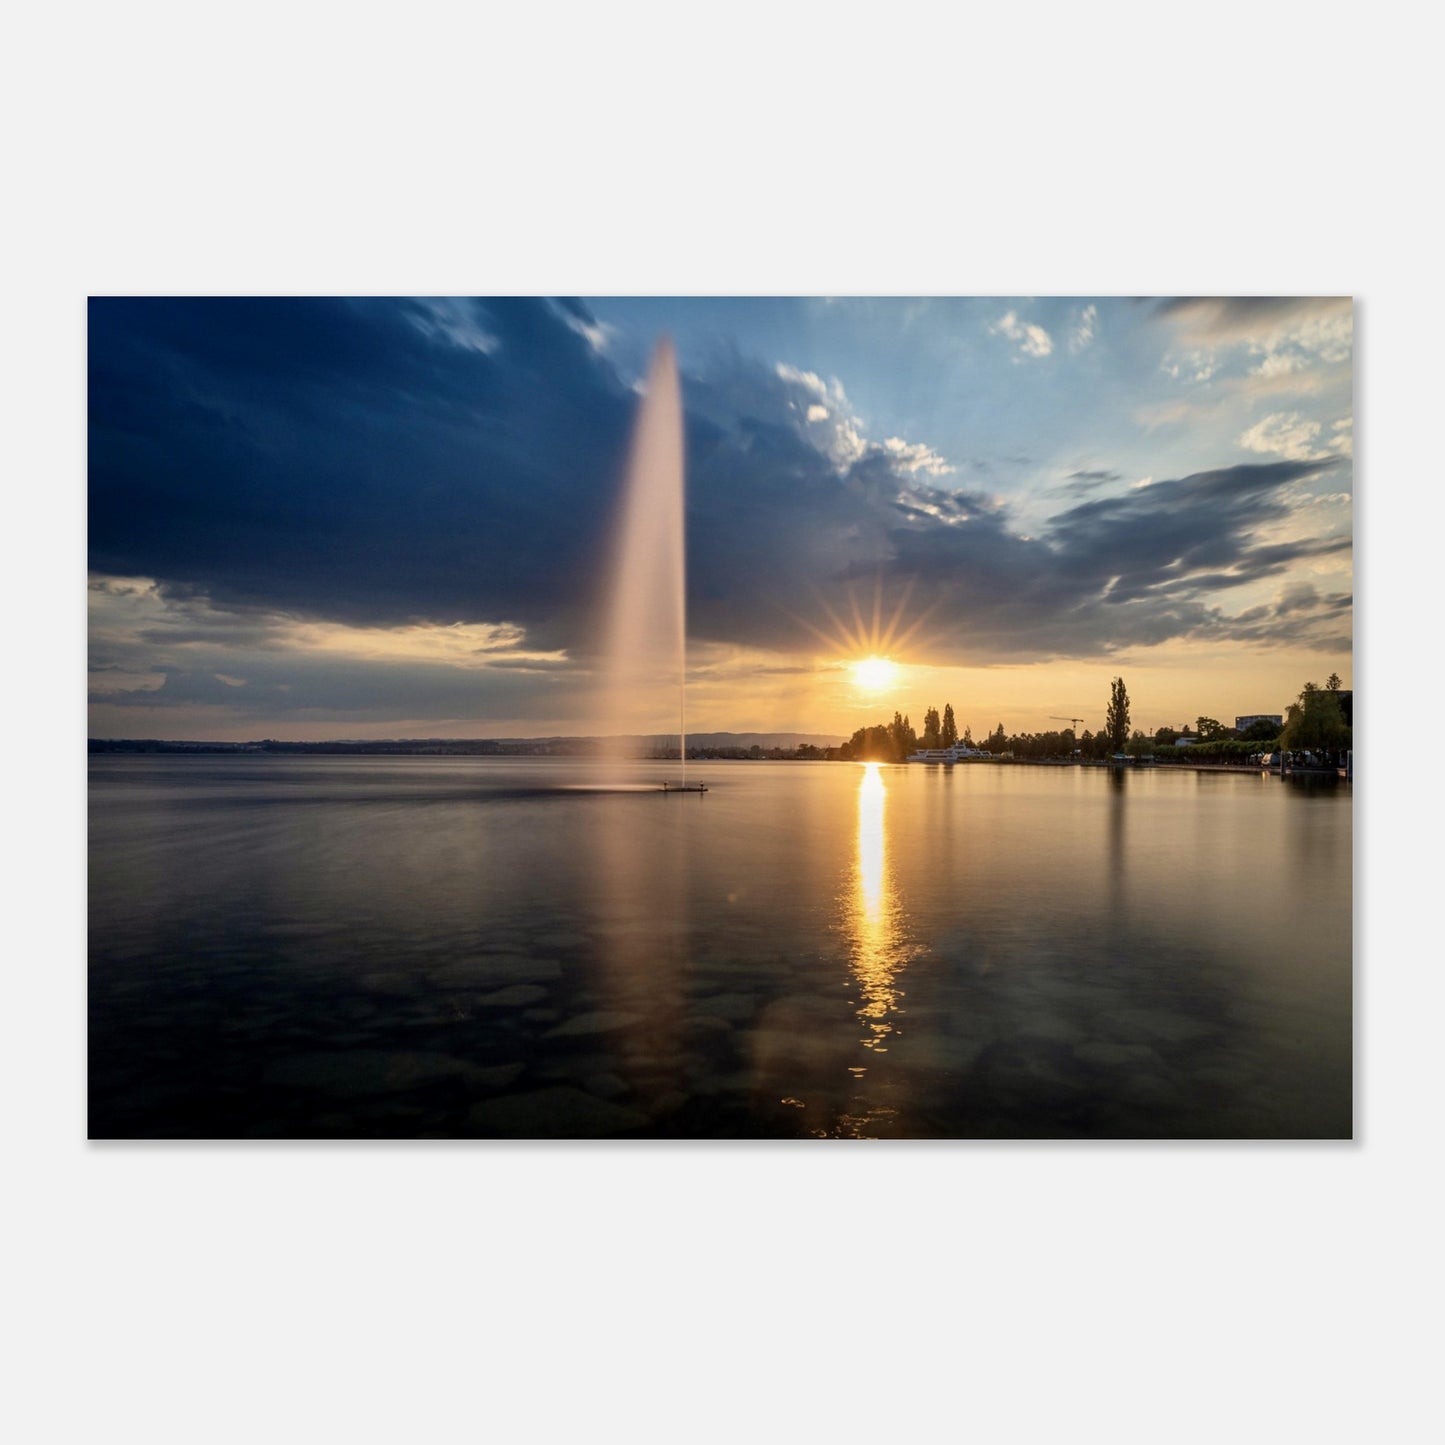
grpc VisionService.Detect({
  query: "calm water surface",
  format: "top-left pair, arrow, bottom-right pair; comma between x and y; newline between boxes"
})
89,756 -> 1352,1139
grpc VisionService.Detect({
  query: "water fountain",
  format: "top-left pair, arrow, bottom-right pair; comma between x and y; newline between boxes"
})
600,338 -> 705,792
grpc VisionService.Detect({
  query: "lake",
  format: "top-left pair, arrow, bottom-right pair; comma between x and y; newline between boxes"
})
88,755 -> 1353,1139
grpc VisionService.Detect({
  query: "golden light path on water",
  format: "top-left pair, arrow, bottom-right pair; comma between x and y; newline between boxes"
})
845,762 -> 913,1053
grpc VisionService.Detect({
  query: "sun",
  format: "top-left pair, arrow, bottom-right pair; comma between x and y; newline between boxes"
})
788,574 -> 941,700
851,655 -> 899,693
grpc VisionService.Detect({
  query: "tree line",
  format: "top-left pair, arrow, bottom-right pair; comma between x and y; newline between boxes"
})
1149,674 -> 1351,765
836,703 -> 1013,763
831,672 -> 1350,766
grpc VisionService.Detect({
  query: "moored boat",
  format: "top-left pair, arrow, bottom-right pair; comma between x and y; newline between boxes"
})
906,743 -> 998,763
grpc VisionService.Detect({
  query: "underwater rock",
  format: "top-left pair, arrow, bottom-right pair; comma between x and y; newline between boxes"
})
582,1072 -> 630,1100
475,984 -> 549,1008
543,1011 -> 643,1039
262,1050 -> 490,1097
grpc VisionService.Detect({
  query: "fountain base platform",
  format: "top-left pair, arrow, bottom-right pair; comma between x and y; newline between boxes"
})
661,782 -> 708,793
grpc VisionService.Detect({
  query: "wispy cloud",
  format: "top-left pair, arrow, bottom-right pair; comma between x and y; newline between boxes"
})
990,310 -> 1054,359
1238,412 -> 1326,461
1156,296 -> 1352,394
1162,350 -> 1217,383
775,362 -> 868,466
407,297 -> 500,355
1236,410 -> 1355,465
773,362 -> 956,477
1063,469 -> 1123,491
1154,297 -> 1352,353
882,436 -> 954,477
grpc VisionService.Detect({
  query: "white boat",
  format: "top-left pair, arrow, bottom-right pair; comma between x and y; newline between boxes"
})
907,744 -> 997,763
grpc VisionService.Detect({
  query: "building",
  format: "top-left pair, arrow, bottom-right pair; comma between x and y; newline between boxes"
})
1236,714 -> 1283,731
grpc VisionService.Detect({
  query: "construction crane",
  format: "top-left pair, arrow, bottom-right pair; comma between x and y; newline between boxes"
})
1049,716 -> 1087,762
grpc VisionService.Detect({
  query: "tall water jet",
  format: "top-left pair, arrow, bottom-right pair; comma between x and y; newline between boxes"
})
599,337 -> 690,785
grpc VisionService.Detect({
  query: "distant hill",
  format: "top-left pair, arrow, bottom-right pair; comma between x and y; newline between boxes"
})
555,731 -> 841,750
479,732 -> 841,750
89,731 -> 843,755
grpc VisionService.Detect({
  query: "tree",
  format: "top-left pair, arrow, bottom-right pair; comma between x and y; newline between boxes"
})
1280,680 -> 1349,757
1326,672 -> 1342,692
843,723 -> 897,762
962,724 -> 974,747
1105,677 -> 1130,753
887,711 -> 917,761
941,703 -> 958,748
1195,716 -> 1225,741
921,707 -> 941,749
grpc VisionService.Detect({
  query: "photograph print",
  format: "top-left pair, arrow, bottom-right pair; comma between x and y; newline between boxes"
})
88,296 -> 1354,1140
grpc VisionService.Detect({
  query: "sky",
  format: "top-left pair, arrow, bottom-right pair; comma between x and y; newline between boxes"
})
88,296 -> 1353,742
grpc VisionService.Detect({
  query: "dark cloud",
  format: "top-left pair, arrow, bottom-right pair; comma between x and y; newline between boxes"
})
90,298 -> 1353,684
90,653 -> 581,724
1152,296 -> 1351,345
1045,461 -> 1339,595
1276,581 -> 1321,615
90,297 -> 633,651
1065,469 -> 1123,487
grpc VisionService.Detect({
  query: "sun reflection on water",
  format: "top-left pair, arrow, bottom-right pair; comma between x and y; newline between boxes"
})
844,762 -> 914,1052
